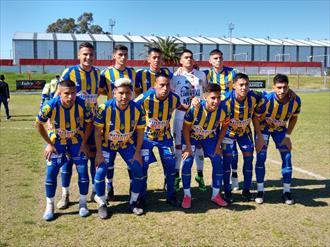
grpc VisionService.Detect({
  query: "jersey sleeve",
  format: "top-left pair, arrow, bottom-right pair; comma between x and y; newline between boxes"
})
254,95 -> 268,117
36,101 -> 53,123
61,68 -> 70,81
173,93 -> 181,109
94,104 -> 106,128
184,106 -> 195,125
292,96 -> 301,116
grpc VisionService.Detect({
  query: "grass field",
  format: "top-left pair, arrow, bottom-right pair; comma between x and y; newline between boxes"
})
0,92 -> 329,246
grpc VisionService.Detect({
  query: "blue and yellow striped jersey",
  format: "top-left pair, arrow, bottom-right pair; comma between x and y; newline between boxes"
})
36,96 -> 92,145
135,88 -> 180,141
254,92 -> 301,132
61,65 -> 100,113
94,99 -> 145,150
203,67 -> 237,98
99,66 -> 136,99
135,68 -> 173,93
227,90 -> 261,137
184,99 -> 230,140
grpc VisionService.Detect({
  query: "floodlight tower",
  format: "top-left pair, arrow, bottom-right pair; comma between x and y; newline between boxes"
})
109,19 -> 116,38
228,22 -> 235,61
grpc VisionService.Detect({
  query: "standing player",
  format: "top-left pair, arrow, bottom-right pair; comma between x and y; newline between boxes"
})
99,44 -> 136,200
135,74 -> 187,207
40,75 -> 60,108
36,80 -> 92,221
135,47 -> 172,95
203,49 -> 240,191
58,42 -> 100,208
171,49 -> 207,193
94,78 -> 145,218
222,73 -> 262,202
253,74 -> 301,205
181,83 -> 230,209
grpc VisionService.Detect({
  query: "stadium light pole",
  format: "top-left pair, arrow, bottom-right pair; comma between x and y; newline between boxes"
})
228,23 -> 235,61
109,19 -> 116,37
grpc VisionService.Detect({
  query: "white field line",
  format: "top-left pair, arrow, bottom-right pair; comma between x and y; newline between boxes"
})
267,157 -> 327,180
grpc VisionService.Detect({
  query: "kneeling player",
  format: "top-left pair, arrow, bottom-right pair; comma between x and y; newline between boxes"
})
94,78 -> 145,219
253,74 -> 301,205
181,83 -> 230,209
36,80 -> 92,221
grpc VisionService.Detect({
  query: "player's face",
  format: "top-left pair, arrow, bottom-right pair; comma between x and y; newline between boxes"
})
180,52 -> 194,70
274,82 -> 289,100
209,53 -> 223,69
113,50 -> 128,67
59,86 -> 76,108
148,51 -> 162,71
234,78 -> 249,98
78,47 -> 94,70
155,76 -> 170,100
114,86 -> 132,108
204,91 -> 221,112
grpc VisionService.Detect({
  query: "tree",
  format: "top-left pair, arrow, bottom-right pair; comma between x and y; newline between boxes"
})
144,36 -> 185,64
46,12 -> 105,34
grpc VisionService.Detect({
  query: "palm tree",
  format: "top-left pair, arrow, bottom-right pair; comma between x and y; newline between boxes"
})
145,36 -> 185,65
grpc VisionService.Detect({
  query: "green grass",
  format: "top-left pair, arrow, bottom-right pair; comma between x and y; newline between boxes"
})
0,93 -> 329,246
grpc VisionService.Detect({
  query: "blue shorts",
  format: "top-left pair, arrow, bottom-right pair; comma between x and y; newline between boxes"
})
141,137 -> 175,165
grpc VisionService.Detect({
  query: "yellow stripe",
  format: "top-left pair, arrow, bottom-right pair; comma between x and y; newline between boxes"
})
125,106 -> 131,134
234,100 -> 240,119
280,102 -> 289,120
70,70 -> 76,84
228,72 -> 233,91
79,70 -> 86,91
70,105 -> 78,144
162,98 -> 169,121
207,109 -> 217,130
270,101 -> 279,119
199,108 -> 207,128
78,105 -> 84,139
153,97 -> 159,119
150,73 -> 156,88
292,101 -> 299,116
243,99 -> 249,120
104,108 -> 111,147
115,108 -> 120,132
90,70 -> 96,94
142,72 -> 147,92
59,106 -> 66,145
220,73 -> 225,91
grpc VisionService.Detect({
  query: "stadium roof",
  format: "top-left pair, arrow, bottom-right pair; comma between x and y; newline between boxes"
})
270,38 -> 296,46
111,34 -> 130,42
175,36 -> 200,44
75,34 -> 93,41
36,33 -> 53,40
222,37 -> 252,45
55,33 -> 74,41
238,37 -> 266,45
125,35 -> 148,43
252,38 -> 281,45
204,37 -> 231,45
294,39 -> 324,46
310,40 -> 330,47
13,32 -> 34,40
90,34 -> 111,42
190,36 -> 216,44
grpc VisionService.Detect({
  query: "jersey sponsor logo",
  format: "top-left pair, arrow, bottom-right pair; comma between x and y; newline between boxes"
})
192,125 -> 216,139
108,130 -> 133,142
265,117 -> 287,127
148,118 -> 169,130
230,118 -> 251,128
56,128 -> 79,139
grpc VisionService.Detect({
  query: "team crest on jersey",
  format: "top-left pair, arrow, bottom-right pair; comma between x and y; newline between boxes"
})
65,122 -> 70,128
120,123 -> 125,130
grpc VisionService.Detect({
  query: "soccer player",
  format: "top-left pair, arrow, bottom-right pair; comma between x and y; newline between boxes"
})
99,44 -> 136,201
171,49 -> 207,193
203,49 -> 240,191
36,80 -> 92,221
135,47 -> 172,95
94,78 -> 145,218
181,83 -> 230,209
135,74 -> 187,208
253,74 -> 301,205
222,73 -> 262,202
40,75 -> 60,108
59,42 -> 100,208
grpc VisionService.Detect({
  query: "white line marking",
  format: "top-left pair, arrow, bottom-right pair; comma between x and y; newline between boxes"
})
267,158 -> 327,180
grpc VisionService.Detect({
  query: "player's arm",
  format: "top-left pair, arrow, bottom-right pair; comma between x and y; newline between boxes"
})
132,128 -> 144,165
182,122 -> 193,160
79,121 -> 92,157
253,115 -> 266,153
280,115 -> 298,151
36,120 -> 57,161
94,126 -> 105,167
215,118 -> 230,156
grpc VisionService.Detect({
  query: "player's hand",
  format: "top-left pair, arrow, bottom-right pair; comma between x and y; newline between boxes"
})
280,137 -> 292,151
255,136 -> 267,153
79,142 -> 90,157
44,144 -> 57,161
182,146 -> 193,161
214,145 -> 223,156
132,151 -> 142,165
95,152 -> 105,168
175,67 -> 184,76
191,97 -> 201,107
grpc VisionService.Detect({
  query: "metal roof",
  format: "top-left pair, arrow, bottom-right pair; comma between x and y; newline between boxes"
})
37,33 -> 53,40
142,35 -> 159,42
175,36 -> 199,44
92,34 -> 111,42
190,36 -> 216,44
310,40 -> 330,47
252,38 -> 282,45
74,34 -> 93,41
13,32 -> 34,40
55,33 -> 73,41
111,34 -> 130,42
238,37 -> 266,45
125,35 -> 147,43
205,37 -> 231,45
222,37 -> 252,45
294,39 -> 323,46
270,38 -> 296,46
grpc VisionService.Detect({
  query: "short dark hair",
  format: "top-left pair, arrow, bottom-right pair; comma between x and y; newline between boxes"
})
0,75 -> 4,80
59,80 -> 76,88
79,42 -> 94,50
180,49 -> 193,58
55,75 -> 60,78
209,49 -> 223,56
155,73 -> 170,81
234,73 -> 250,83
273,74 -> 289,85
204,83 -> 221,93
114,44 -> 128,53
148,47 -> 162,55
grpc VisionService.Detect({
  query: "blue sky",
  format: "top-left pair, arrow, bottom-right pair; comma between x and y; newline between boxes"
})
0,0 -> 329,58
